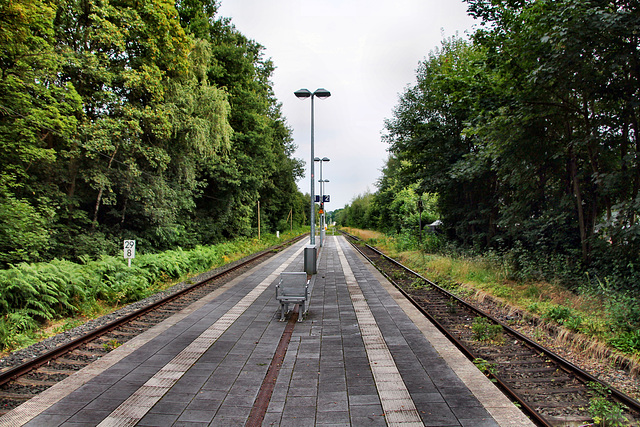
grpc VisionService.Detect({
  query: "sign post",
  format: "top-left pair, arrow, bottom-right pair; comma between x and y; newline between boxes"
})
123,240 -> 136,267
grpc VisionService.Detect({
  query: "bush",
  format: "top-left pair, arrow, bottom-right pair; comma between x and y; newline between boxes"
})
0,230 -> 306,351
588,382 -> 629,426
393,229 -> 445,254
472,317 -> 503,342
542,305 -> 574,323
608,331 -> 640,355
605,293 -> 640,334
0,191 -> 52,266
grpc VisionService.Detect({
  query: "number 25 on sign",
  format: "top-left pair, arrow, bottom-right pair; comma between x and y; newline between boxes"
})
123,240 -> 136,267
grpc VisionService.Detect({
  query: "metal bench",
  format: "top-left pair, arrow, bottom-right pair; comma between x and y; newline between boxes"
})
275,272 -> 311,321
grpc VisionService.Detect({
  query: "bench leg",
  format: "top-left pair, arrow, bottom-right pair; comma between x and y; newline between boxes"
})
298,302 -> 305,322
279,302 -> 287,321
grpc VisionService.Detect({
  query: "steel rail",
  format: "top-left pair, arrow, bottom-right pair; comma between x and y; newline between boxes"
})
342,231 -> 640,425
0,235 -> 306,388
342,233 -> 550,427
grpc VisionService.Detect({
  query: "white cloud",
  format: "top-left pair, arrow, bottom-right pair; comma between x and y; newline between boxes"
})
218,0 -> 477,209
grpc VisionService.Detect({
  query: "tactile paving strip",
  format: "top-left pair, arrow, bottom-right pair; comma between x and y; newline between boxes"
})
96,245 -> 305,427
336,239 -> 423,426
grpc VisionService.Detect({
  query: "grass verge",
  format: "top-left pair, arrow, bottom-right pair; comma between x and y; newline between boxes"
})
0,229 -> 307,355
343,228 -> 640,375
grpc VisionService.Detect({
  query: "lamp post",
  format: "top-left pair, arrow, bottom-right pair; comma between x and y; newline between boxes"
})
319,179 -> 330,245
315,157 -> 330,246
295,88 -> 330,274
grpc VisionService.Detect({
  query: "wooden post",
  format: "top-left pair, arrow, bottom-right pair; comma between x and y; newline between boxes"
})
417,197 -> 423,247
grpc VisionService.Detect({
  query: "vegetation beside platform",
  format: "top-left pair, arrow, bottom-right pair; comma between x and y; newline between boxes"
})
342,227 -> 640,367
0,0 -> 309,269
0,229 -> 307,354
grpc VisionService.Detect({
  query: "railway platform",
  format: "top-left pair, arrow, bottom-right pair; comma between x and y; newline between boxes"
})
1,236 -> 534,426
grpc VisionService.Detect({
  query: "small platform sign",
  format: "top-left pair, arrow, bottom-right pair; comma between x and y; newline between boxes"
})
323,195 -> 330,203
124,240 -> 136,267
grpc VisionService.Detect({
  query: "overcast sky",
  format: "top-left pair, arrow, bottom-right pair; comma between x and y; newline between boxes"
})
218,0 -> 478,210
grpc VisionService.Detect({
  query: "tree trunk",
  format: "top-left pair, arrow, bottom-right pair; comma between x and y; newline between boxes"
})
92,148 -> 118,229
568,147 -> 589,263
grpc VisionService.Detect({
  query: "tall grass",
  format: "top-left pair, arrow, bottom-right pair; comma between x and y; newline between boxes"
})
0,229 -> 306,352
344,227 -> 640,363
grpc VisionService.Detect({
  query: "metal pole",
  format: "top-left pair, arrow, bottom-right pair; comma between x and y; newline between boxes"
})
319,161 -> 323,247
310,95 -> 315,246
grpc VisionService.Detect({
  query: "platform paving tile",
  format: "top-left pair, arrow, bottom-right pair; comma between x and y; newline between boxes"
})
137,411 -> 181,426
146,398 -> 189,415
262,411 -> 283,426
175,409 -> 216,424
316,410 -> 351,425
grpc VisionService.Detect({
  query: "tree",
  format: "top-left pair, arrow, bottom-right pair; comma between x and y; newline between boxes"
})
466,0 -> 640,275
379,1 -> 640,287
0,0 -> 308,265
189,14 -> 304,240
0,0 -> 81,263
384,36 -> 499,247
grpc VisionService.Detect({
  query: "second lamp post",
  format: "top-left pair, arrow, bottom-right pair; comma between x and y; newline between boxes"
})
315,157 -> 329,247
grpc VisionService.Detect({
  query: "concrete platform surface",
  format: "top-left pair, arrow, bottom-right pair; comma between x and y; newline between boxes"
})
0,236 -> 534,427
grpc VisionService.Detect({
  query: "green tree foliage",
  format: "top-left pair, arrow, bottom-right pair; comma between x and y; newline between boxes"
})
464,0 -> 640,285
358,1 -> 639,290
384,36 -> 498,247
0,0 -> 305,266
340,191 -> 375,230
187,11 -> 305,241
0,0 -> 81,261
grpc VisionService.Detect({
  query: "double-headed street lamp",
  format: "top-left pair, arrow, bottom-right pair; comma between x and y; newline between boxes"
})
315,157 -> 330,247
295,88 -> 330,274
295,89 -> 330,271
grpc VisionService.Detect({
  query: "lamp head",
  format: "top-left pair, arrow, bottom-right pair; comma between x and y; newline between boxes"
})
294,89 -> 312,99
314,88 -> 331,99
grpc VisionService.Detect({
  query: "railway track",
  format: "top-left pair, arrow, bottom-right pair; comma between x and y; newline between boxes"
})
0,235 -> 305,417
343,231 -> 640,427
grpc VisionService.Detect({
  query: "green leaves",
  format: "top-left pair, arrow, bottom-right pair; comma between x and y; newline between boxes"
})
0,189 -> 52,264
0,0 -> 305,352
0,230 -> 305,351
371,1 -> 640,290
0,0 -> 305,265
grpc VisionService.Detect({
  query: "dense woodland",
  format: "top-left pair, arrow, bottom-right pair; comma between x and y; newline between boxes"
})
338,0 -> 640,292
1,0 -> 639,353
0,0 -> 308,267
3,0 -> 639,290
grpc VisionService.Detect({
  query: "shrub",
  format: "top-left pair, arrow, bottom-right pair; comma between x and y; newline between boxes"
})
0,230 -> 306,351
608,331 -> 640,355
588,382 -> 629,427
542,305 -> 573,323
472,317 -> 503,342
606,293 -> 640,334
